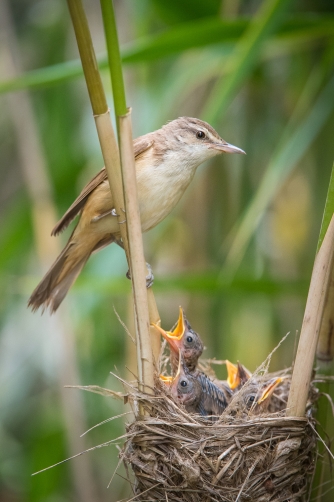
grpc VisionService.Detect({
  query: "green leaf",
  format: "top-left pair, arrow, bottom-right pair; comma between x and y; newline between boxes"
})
317,163 -> 334,252
151,0 -> 221,24
1,15 -> 333,94
222,72 -> 334,276
202,0 -> 293,123
20,271 -> 307,296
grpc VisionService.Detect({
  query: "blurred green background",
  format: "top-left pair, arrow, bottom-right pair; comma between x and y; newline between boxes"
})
1,0 -> 334,500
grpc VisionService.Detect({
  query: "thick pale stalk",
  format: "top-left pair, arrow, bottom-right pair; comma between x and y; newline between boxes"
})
94,112 -> 129,254
67,0 -> 129,250
119,111 -> 154,389
67,0 -> 157,397
287,214 -> 334,417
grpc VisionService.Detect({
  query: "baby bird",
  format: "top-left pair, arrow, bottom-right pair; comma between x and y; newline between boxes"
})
224,360 -> 251,390
162,353 -> 232,418
153,307 -> 203,374
225,377 -> 283,418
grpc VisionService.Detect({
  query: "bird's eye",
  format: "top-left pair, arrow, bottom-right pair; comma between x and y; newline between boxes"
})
186,336 -> 193,343
196,131 -> 205,139
180,380 -> 188,388
248,395 -> 255,403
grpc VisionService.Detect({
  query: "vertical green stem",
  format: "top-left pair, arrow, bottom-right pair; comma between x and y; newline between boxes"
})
100,0 -> 161,365
317,164 -> 334,252
100,0 -> 127,117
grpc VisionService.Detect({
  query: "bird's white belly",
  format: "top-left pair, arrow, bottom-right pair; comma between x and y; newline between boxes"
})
137,165 -> 194,233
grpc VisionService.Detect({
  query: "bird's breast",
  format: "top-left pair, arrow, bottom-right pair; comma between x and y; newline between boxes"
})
136,158 -> 196,232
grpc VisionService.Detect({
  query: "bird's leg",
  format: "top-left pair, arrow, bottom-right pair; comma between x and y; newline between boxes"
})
91,208 -> 126,224
115,238 -> 154,288
126,262 -> 154,288
145,262 -> 154,288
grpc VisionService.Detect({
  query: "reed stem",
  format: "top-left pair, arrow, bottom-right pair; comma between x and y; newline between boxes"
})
67,0 -> 157,399
100,0 -> 161,364
286,213 -> 334,417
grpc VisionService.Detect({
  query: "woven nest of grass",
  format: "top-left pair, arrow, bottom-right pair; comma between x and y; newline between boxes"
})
120,367 -> 319,502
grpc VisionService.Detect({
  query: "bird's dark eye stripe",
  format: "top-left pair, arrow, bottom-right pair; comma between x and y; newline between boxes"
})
196,131 -> 205,139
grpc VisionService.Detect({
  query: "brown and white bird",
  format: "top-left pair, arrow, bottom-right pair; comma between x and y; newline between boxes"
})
28,117 -> 244,313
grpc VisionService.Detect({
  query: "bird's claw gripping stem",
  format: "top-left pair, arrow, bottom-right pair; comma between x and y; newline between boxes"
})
126,262 -> 154,288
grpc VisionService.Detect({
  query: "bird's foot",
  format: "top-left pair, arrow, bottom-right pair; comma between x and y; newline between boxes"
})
145,262 -> 154,288
91,208 -> 126,224
126,262 -> 154,288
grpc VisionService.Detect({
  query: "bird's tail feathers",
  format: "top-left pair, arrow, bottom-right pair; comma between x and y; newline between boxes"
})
28,234 -> 114,314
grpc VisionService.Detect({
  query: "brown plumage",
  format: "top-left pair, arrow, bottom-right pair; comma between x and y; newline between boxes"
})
28,117 -> 244,313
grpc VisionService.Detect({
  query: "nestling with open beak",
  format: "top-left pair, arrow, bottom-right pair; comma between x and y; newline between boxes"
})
224,360 -> 252,391
153,307 -> 204,374
225,377 -> 283,418
28,117 -> 245,313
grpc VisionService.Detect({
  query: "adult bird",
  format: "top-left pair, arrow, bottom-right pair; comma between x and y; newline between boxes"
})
28,117 -> 244,313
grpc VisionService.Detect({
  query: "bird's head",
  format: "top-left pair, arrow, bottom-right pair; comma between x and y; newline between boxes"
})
170,352 -> 202,407
231,377 -> 283,416
153,307 -> 203,372
160,117 -> 245,166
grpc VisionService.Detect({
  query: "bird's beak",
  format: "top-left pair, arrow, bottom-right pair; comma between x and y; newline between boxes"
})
159,374 -> 173,386
258,377 -> 282,404
151,306 -> 185,354
226,360 -> 239,389
210,141 -> 246,155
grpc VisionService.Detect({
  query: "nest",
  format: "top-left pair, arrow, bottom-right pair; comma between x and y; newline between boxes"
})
120,368 -> 319,502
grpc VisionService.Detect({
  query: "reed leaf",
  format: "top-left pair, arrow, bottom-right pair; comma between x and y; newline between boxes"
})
0,15 -> 333,94
222,73 -> 334,277
202,0 -> 293,123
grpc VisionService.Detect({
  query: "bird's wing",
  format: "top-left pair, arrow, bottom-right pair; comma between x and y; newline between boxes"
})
198,373 -> 231,416
51,137 -> 154,236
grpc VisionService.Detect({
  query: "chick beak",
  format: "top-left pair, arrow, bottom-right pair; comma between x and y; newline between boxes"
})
159,374 -> 174,386
210,141 -> 246,155
226,360 -> 239,390
151,306 -> 185,354
258,377 -> 283,404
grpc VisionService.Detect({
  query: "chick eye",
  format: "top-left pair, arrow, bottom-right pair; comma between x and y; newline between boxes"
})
248,395 -> 255,403
196,131 -> 205,139
186,336 -> 193,343
180,380 -> 188,388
